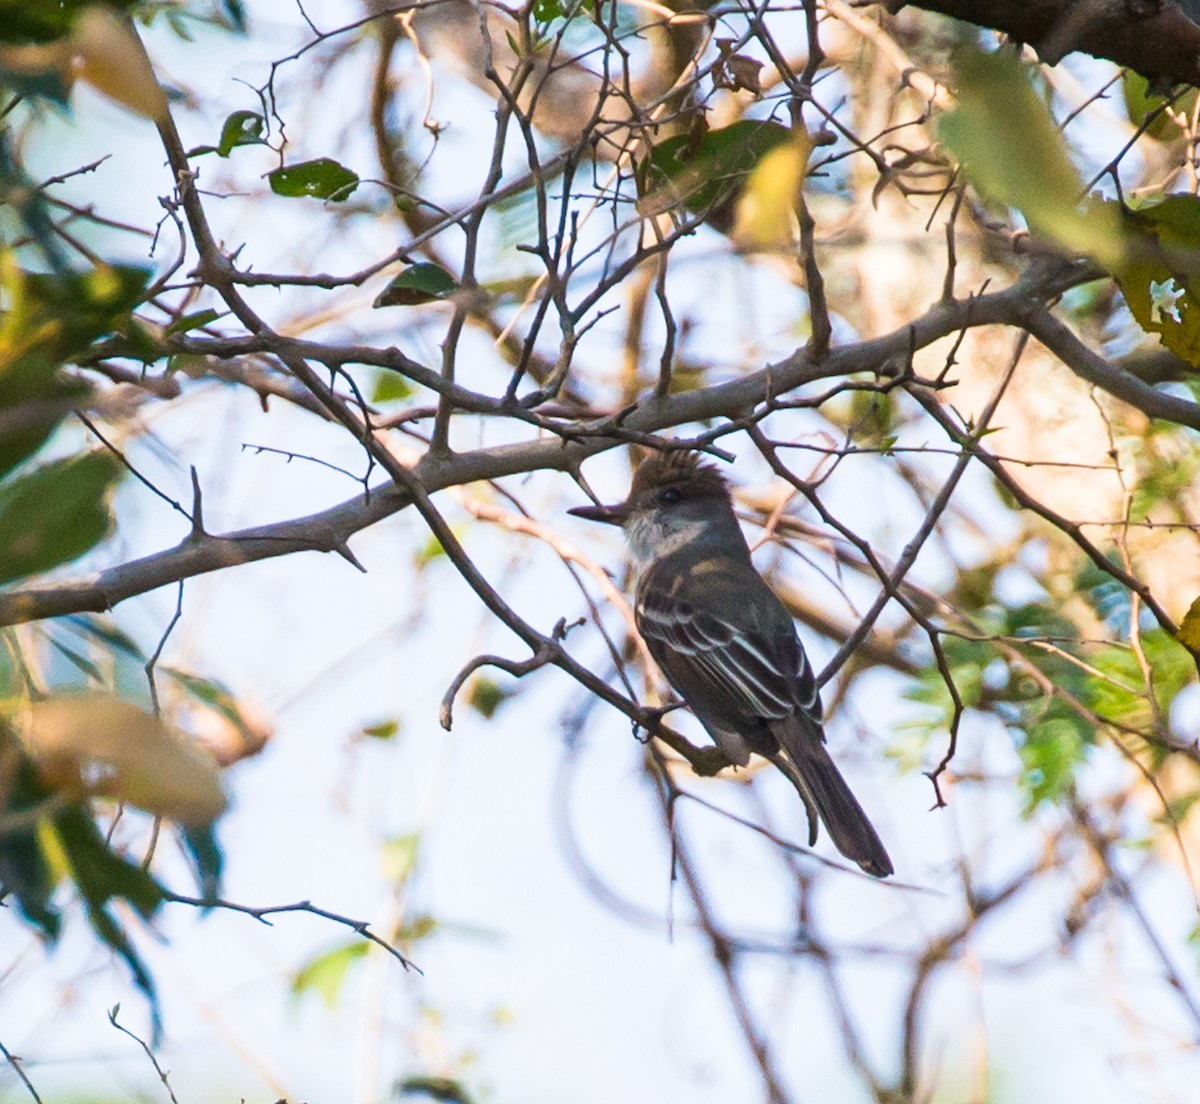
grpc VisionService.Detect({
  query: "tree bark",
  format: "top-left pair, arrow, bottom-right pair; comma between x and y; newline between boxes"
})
889,0 -> 1200,83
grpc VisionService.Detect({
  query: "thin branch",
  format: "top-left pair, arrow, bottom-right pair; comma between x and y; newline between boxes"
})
107,1008 -> 179,1104
647,746 -> 794,1104
0,1041 -> 43,1104
75,412 -> 193,525
145,582 -> 184,716
163,891 -> 419,973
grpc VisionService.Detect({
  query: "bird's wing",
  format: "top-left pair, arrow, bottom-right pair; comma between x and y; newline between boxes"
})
636,554 -> 892,877
635,553 -> 819,724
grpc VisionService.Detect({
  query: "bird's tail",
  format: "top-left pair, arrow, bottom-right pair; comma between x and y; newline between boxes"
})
770,717 -> 893,879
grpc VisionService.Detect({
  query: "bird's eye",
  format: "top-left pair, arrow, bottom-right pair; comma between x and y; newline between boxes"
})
659,487 -> 682,505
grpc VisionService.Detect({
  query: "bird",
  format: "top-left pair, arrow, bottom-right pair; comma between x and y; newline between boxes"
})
569,449 -> 893,878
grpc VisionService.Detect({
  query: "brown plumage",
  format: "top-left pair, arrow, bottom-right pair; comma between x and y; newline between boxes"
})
628,450 -> 730,500
571,451 -> 893,877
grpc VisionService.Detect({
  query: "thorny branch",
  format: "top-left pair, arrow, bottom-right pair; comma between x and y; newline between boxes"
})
3,266 -> 1183,628
164,891 -> 419,972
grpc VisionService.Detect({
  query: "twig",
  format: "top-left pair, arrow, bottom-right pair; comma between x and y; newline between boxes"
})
0,1040 -> 43,1104
108,1008 -> 179,1103
145,582 -> 185,716
163,891 -> 419,973
75,412 -> 193,524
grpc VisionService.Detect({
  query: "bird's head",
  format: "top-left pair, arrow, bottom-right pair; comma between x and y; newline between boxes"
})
568,450 -> 732,528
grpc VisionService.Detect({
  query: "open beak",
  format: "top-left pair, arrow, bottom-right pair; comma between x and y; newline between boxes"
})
568,501 -> 629,526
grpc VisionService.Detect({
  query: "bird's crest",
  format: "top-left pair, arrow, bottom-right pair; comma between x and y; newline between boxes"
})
630,450 -> 730,500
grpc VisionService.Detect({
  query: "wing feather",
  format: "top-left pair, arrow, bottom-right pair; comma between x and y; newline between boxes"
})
632,550 -> 891,877
635,561 -> 804,720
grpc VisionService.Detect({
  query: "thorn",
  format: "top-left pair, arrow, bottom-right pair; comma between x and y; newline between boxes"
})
189,467 -> 205,538
335,543 -> 368,573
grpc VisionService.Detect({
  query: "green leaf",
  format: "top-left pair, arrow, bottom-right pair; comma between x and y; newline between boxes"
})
10,263 -> 151,357
395,914 -> 439,945
92,901 -> 163,1044
1086,630 -> 1195,735
939,45 -> 1123,269
361,719 -> 400,740
166,352 -> 211,377
414,532 -> 447,569
218,0 -> 248,32
0,60 -> 71,102
371,371 -> 415,403
181,822 -> 224,904
62,614 -> 146,660
1074,558 -> 1134,631
1179,595 -> 1200,653
162,9 -> 195,39
374,263 -> 460,308
1122,72 -> 1196,143
0,138 -> 69,266
0,452 -> 122,585
533,0 -> 562,21
53,802 -> 165,919
30,796 -> 166,1040
46,636 -> 105,683
1127,424 -> 1200,518
0,0 -> 140,45
903,636 -> 992,729
732,131 -> 812,250
217,109 -> 262,154
391,912 -> 493,948
467,677 -> 514,720
1019,714 -> 1088,809
640,120 -> 793,223
291,940 -> 370,1008
117,318 -> 164,365
1114,195 -> 1200,365
0,256 -> 150,474
382,833 -> 421,885
268,158 -> 359,201
397,1076 -> 476,1104
0,749 -> 62,939
164,308 -> 220,336
188,111 -> 265,158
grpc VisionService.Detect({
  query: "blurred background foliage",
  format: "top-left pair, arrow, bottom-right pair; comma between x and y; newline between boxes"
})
3,0 -> 1200,1102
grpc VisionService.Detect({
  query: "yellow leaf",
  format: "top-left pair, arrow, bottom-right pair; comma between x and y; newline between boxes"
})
71,8 -> 168,122
732,130 -> 813,251
381,833 -> 420,884
14,694 -> 227,824
1177,595 -> 1200,652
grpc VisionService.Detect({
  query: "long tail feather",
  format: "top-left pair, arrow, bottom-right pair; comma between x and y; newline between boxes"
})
770,718 -> 893,878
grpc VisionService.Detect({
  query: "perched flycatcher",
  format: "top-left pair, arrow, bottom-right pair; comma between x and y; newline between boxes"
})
570,450 -> 893,878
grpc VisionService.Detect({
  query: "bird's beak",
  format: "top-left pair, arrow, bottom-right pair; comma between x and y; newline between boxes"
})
568,501 -> 630,526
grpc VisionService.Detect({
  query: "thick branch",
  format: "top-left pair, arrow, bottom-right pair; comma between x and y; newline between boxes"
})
1022,307 -> 1200,429
4,265 -> 1198,627
892,0 -> 1200,83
